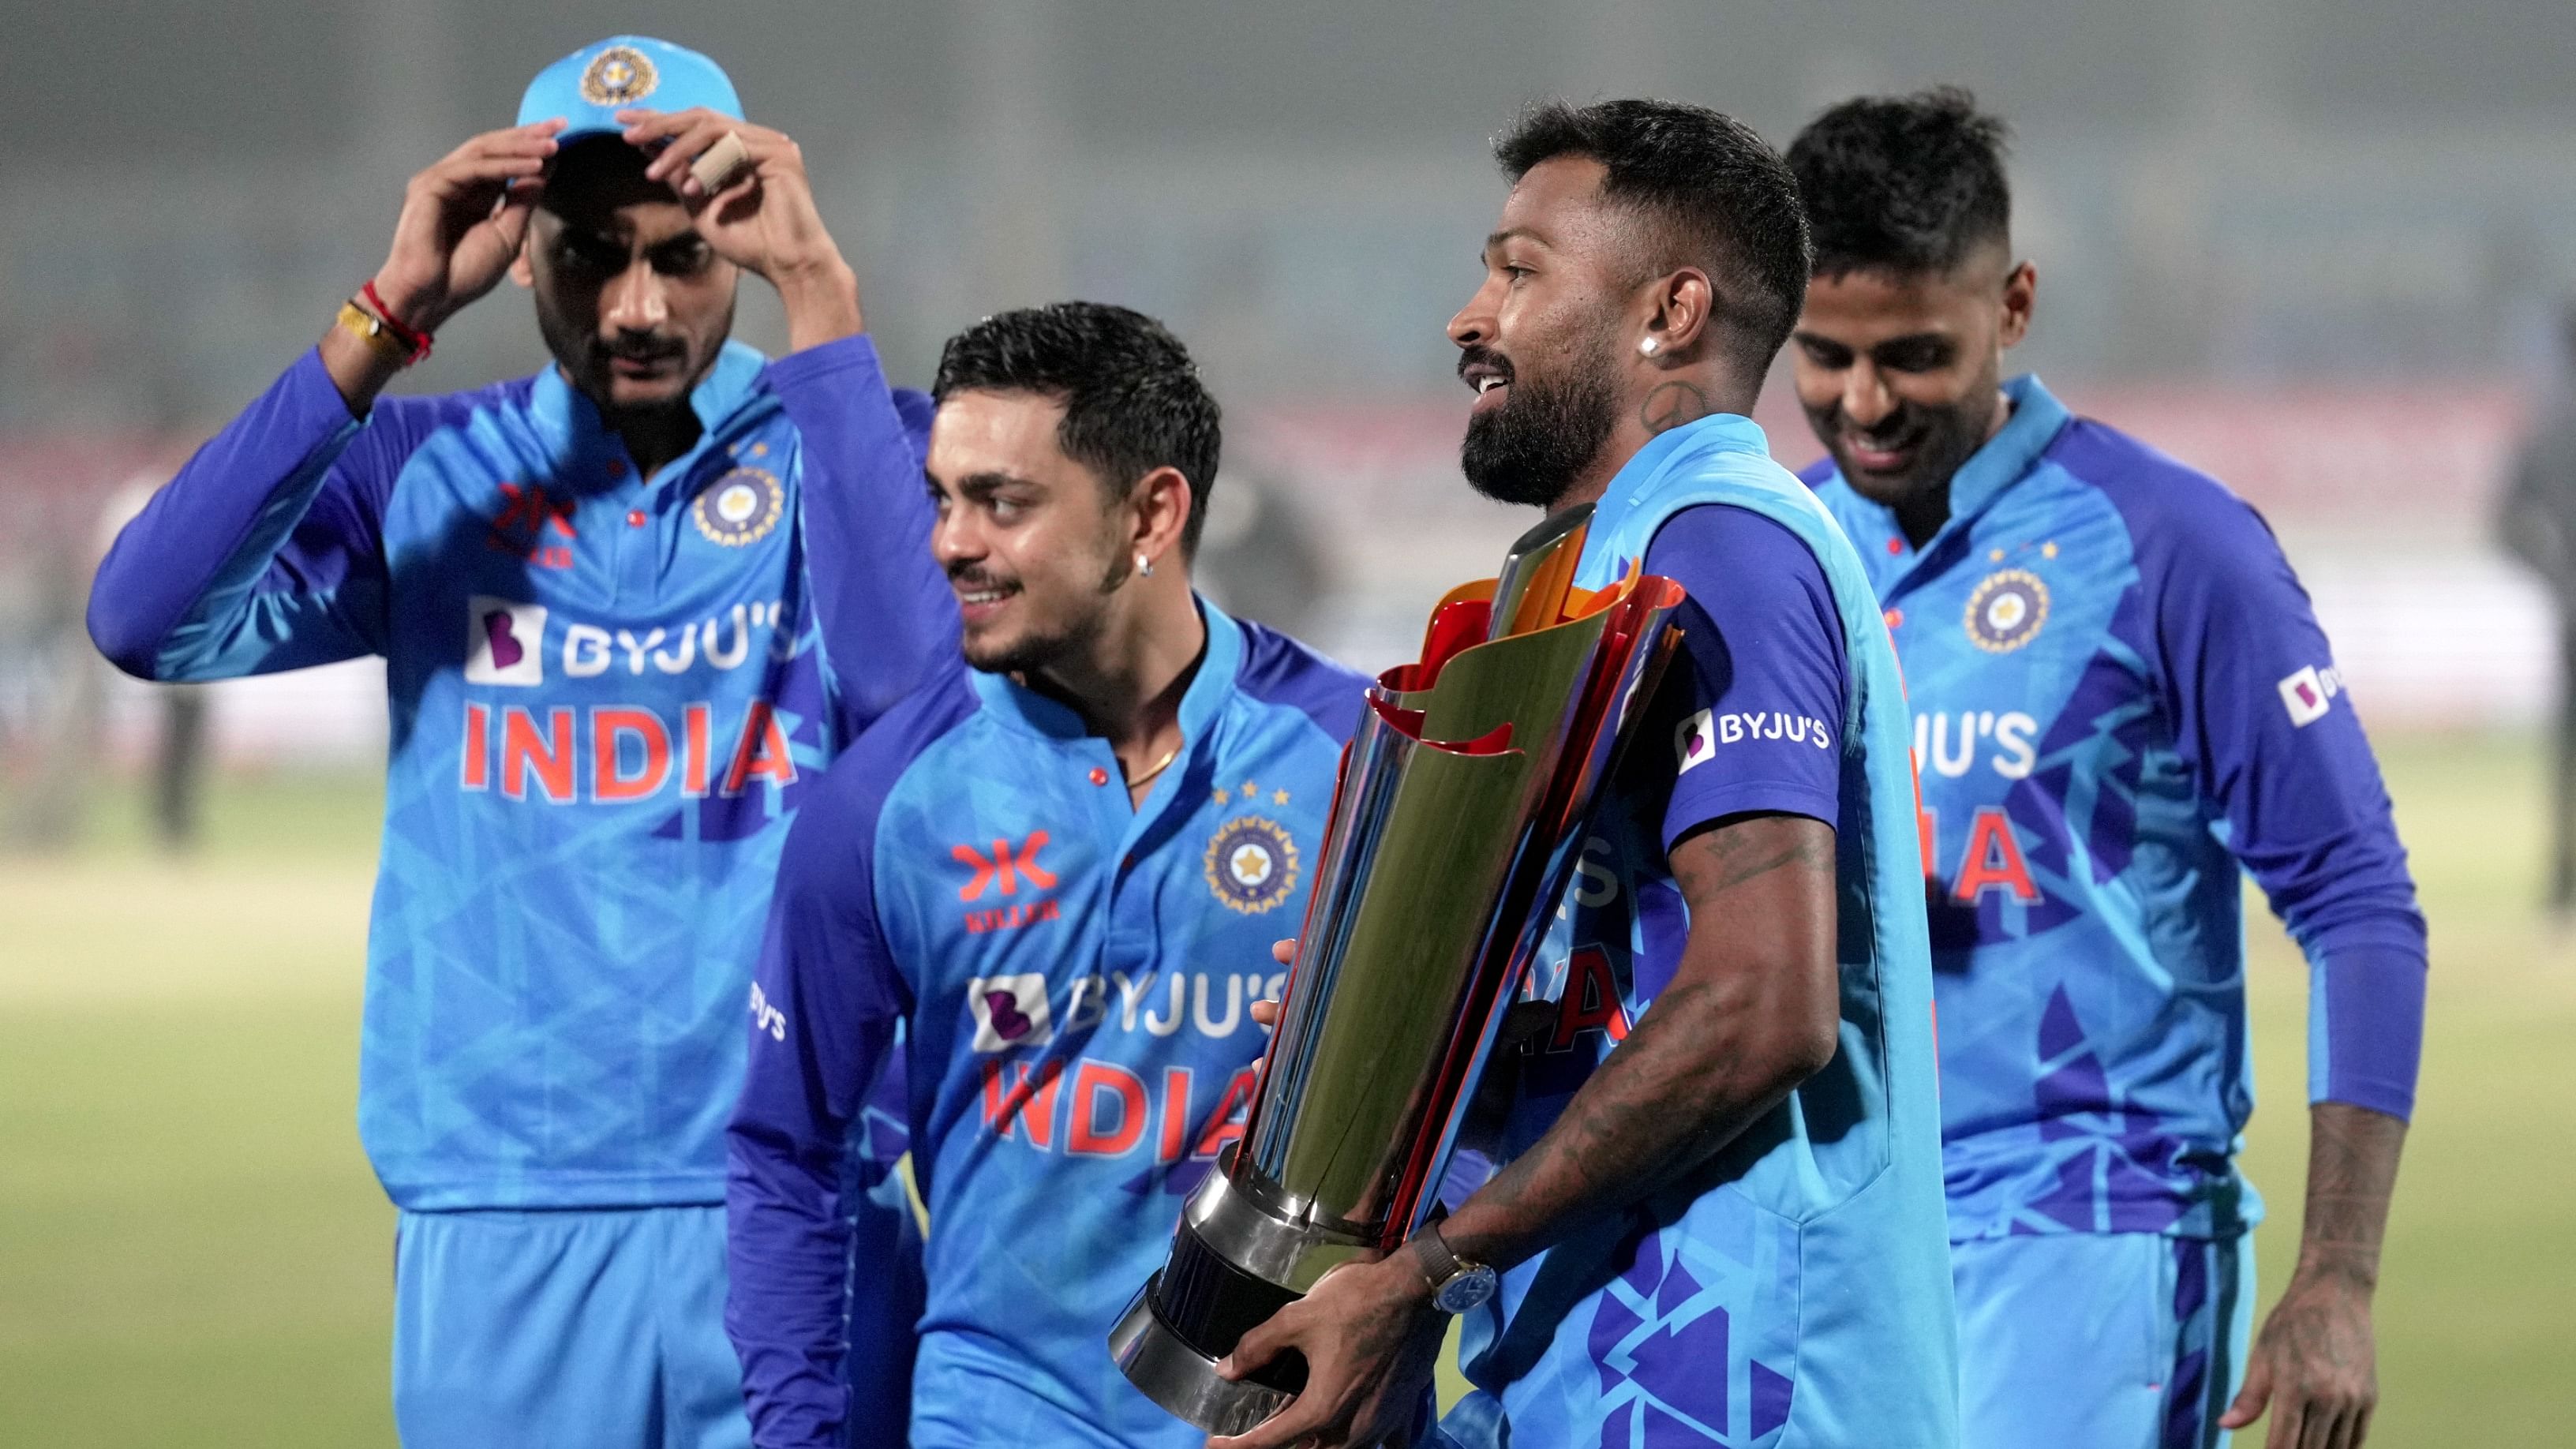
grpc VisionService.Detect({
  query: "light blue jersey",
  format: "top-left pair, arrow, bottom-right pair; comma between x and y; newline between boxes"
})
1803,376 -> 2426,1245
88,335 -> 953,1211
1443,415 -> 1957,1449
728,601 -> 1368,1447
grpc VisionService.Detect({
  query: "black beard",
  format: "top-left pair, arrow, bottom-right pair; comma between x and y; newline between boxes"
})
1460,343 -> 1620,509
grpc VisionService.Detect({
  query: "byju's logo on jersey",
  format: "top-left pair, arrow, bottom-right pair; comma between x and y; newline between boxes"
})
968,973 -> 1054,1051
693,466 -> 783,547
1964,568 -> 2050,653
1676,707 -> 1832,777
463,597 -> 546,685
1205,815 -> 1297,914
2278,663 -> 2345,726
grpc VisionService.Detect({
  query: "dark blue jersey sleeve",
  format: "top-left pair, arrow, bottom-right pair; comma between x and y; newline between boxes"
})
2130,462 -> 2428,1119
1643,504 -> 1850,851
85,348 -> 451,680
766,335 -> 959,740
728,683 -> 965,1447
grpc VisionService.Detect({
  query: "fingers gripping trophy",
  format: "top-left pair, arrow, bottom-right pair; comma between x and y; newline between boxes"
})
1110,506 -> 1687,1433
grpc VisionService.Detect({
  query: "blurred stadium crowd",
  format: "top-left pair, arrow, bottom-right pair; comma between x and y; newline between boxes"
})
5,3 -> 2575,841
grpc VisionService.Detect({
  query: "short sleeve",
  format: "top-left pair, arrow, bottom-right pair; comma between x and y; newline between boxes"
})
1642,504 -> 1849,852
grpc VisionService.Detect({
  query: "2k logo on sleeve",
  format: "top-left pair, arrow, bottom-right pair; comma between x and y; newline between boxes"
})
464,597 -> 547,686
968,974 -> 1054,1052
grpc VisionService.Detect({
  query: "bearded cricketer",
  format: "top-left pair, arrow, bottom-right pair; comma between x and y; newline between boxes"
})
726,303 -> 1368,1447
1211,99 -> 1959,1449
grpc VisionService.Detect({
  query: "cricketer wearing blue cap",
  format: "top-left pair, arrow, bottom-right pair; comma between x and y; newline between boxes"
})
1212,100 -> 1957,1449
726,303 -> 1370,1447
86,36 -> 944,1449
1786,91 -> 2426,1449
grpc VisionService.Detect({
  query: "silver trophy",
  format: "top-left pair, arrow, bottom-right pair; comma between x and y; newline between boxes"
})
1110,507 -> 1686,1432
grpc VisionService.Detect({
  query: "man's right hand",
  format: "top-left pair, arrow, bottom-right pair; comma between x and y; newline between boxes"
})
367,121 -> 564,334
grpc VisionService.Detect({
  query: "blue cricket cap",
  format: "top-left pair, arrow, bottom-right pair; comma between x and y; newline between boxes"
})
516,36 -> 743,140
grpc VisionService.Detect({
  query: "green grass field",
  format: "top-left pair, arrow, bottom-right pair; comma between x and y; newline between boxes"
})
2,736 -> 2569,1445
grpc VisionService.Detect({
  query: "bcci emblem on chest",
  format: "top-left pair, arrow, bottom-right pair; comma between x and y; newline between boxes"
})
1204,816 -> 1297,914
1964,567 -> 2050,653
693,467 -> 784,547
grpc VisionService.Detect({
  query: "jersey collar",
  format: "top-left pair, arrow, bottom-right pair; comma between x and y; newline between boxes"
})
527,339 -> 770,473
968,593 -> 1245,751
1589,411 -> 1772,541
1942,373 -> 2071,525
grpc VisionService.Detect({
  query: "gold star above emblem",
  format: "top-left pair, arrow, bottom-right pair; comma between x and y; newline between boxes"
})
1241,780 -> 1258,796
1212,786 -> 1232,805
1272,788 -> 1290,805
751,442 -> 769,458
1989,547 -> 2005,562
2042,541 -> 2059,559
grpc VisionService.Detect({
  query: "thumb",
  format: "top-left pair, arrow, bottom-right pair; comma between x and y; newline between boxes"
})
2218,1350 -> 2272,1429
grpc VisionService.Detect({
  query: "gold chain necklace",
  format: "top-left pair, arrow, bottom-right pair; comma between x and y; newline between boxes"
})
1122,742 -> 1183,791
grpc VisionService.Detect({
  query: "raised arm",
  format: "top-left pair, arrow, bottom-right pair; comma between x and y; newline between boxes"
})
726,772 -> 912,1448
2148,488 -> 2424,1449
88,122 -> 565,682
618,107 -> 957,736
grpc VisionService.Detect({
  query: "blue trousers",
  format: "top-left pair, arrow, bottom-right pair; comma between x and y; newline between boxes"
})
1953,1232 -> 2256,1449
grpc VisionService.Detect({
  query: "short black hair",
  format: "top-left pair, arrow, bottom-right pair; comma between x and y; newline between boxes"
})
1788,87 -> 2012,279
933,302 -> 1223,553
1494,98 -> 1813,379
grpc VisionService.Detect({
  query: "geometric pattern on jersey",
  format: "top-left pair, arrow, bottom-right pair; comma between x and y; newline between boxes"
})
103,337 -> 945,1210
1444,414 -> 1958,1449
724,599 -> 1368,1447
1807,374 -> 2421,1244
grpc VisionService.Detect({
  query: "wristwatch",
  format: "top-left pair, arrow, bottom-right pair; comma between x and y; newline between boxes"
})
1411,1223 -> 1498,1315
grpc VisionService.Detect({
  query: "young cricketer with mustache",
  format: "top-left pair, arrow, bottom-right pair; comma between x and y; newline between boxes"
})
84,37 -> 946,1448
726,303 -> 1368,1447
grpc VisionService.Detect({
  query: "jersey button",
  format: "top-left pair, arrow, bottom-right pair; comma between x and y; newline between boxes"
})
1088,766 -> 1110,786
1885,536 -> 1903,556
1884,607 -> 1904,630
627,510 -> 647,527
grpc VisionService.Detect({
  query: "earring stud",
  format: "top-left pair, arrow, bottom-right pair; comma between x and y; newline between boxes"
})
1638,337 -> 1659,357
1136,552 -> 1154,578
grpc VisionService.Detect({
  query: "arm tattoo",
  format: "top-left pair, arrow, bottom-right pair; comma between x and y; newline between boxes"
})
1440,814 -> 1836,1270
2297,1101 -> 2408,1286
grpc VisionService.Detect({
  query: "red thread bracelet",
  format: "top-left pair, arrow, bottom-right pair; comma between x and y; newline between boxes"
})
360,281 -> 434,363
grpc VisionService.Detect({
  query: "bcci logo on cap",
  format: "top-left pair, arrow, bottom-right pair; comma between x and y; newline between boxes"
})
1204,816 -> 1297,914
579,45 -> 659,107
693,467 -> 783,547
1964,568 -> 2049,653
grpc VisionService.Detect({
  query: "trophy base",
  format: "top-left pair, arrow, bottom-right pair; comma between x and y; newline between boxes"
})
1108,1274 -> 1294,1436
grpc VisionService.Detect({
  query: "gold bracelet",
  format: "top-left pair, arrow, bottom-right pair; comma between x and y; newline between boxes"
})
336,300 -> 416,367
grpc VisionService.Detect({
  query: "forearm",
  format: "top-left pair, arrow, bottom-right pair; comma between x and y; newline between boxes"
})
775,260 -> 864,354
773,340 -> 955,732
726,1134 -> 862,1448
1439,814 -> 1839,1271
1438,978 -> 1808,1271
2293,1102 -> 2406,1290
88,350 -> 373,680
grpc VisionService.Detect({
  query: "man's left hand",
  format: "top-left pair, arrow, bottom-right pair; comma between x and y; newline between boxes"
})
1210,1251 -> 1445,1449
2218,1264 -> 2379,1448
617,107 -> 861,347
